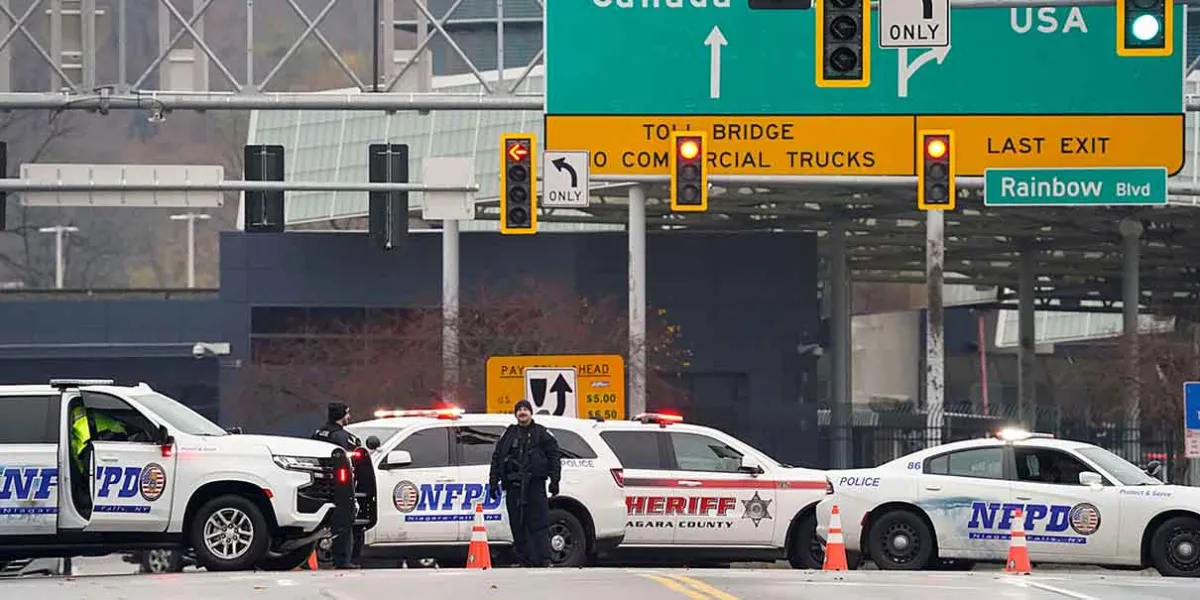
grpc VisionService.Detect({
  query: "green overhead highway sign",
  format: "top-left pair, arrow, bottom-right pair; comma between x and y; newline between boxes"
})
984,167 -> 1169,206
544,3 -> 1186,178
545,4 -> 1182,115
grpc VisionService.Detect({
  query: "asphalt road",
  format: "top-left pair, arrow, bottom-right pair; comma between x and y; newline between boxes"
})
1,567 -> 1197,600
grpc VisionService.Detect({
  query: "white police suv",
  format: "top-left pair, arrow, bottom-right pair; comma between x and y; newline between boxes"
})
816,428 -> 1200,576
0,379 -> 354,572
592,413 -> 830,568
345,407 -> 626,567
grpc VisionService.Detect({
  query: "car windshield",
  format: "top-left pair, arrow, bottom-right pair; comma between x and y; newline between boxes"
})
1077,446 -> 1162,486
130,391 -> 228,436
346,425 -> 408,450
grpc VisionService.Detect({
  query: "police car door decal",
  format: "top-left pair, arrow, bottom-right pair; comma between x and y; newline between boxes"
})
0,453 -> 59,535
87,442 -> 174,531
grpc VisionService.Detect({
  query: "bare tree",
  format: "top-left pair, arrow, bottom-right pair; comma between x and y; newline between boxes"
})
234,279 -> 692,429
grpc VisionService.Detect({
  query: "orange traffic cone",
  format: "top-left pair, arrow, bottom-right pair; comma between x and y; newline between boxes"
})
466,503 -> 492,570
1005,508 -> 1032,575
294,550 -> 319,571
822,505 -> 849,571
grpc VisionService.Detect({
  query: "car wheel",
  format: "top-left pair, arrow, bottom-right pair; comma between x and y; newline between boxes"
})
256,543 -> 317,571
1150,515 -> 1200,577
868,509 -> 934,570
548,508 -> 588,567
787,513 -> 824,569
141,549 -> 186,573
189,494 -> 271,572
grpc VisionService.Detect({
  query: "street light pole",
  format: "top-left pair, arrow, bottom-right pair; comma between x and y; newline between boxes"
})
170,212 -> 212,288
37,225 -> 79,289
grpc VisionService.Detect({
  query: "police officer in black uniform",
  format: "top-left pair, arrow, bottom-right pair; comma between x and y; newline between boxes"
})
313,402 -> 362,569
488,399 -> 562,567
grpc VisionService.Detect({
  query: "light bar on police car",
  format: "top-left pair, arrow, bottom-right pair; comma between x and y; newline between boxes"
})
993,427 -> 1054,442
272,455 -> 325,473
373,407 -> 464,420
632,412 -> 684,425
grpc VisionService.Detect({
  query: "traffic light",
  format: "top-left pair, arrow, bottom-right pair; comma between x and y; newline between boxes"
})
368,143 -> 409,250
816,0 -> 870,88
669,132 -> 708,212
1117,0 -> 1172,56
917,130 -> 955,211
500,133 -> 537,235
243,144 -> 285,232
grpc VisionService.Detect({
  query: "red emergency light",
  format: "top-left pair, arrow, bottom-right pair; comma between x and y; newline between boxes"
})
632,412 -> 685,427
374,407 -> 464,420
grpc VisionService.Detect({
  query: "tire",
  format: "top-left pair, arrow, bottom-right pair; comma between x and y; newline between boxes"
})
140,549 -> 186,573
548,508 -> 588,567
189,494 -> 271,572
787,513 -> 824,569
867,509 -> 935,571
255,543 -> 317,571
1149,515 -> 1200,577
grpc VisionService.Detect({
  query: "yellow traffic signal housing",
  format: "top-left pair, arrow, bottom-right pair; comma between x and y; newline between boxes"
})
815,0 -> 870,88
1117,0 -> 1172,57
499,133 -> 538,235
669,132 -> 708,212
917,130 -> 956,211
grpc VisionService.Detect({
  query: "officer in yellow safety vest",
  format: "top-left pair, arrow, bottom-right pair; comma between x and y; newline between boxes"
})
69,406 -> 127,471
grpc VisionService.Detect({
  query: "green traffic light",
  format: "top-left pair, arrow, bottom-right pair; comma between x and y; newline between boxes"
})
1130,13 -> 1162,42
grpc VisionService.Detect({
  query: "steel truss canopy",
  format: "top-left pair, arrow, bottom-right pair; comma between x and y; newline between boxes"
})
1,0 -> 1198,309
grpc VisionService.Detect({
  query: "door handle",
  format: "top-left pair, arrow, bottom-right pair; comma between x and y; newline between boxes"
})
436,476 -> 454,482
677,480 -> 701,487
98,456 -> 119,463
924,485 -> 942,491
1016,495 -> 1032,501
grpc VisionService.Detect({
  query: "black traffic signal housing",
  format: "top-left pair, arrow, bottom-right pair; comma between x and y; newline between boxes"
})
917,130 -> 955,211
816,0 -> 870,88
669,131 -> 708,212
500,133 -> 537,235
243,144 -> 285,232
1117,0 -> 1172,56
368,143 -> 409,250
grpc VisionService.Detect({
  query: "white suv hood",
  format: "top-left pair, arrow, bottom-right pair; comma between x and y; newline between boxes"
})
180,433 -> 342,458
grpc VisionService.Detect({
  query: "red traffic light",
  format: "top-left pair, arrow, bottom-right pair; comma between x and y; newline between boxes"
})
925,136 -> 948,160
506,140 -> 529,162
677,138 -> 701,160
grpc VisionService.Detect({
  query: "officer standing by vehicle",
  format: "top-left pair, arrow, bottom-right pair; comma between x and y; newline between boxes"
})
312,402 -> 362,570
488,400 -> 562,568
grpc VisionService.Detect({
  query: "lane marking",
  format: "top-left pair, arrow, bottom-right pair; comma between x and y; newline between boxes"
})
1002,578 -> 1100,600
663,573 -> 740,600
641,574 -> 713,600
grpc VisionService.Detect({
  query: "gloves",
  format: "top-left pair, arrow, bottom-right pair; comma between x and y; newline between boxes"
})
488,482 -> 501,501
548,480 -> 560,497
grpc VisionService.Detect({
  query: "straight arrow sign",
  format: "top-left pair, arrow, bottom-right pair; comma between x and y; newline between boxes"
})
705,26 -> 727,100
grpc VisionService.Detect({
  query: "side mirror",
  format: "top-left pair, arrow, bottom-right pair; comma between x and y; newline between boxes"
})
157,424 -> 171,444
1145,460 -> 1164,480
226,426 -> 243,434
365,435 -> 381,451
382,450 -> 412,470
1078,471 -> 1104,487
738,456 -> 765,475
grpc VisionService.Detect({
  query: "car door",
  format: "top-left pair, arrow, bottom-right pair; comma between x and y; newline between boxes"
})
1009,445 -> 1118,561
373,425 -> 458,543
598,429 -> 676,546
920,445 -> 1012,557
666,431 -> 774,546
452,424 -> 509,543
80,392 -> 177,533
0,393 -> 60,536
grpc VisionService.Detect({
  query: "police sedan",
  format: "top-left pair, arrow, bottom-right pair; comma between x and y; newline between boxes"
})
815,429 -> 1200,577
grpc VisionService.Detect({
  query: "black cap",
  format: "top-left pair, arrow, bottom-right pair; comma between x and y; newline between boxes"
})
328,402 -> 349,421
513,399 -> 533,414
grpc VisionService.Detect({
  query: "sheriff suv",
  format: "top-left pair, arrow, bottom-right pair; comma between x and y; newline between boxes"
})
0,379 -> 354,571
345,407 -> 627,567
593,412 -> 829,568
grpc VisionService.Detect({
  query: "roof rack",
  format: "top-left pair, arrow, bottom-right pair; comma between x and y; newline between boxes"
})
49,378 -> 115,389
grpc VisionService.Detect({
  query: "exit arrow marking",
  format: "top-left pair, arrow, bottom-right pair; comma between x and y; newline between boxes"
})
897,46 -> 951,99
550,374 -> 574,416
551,157 -> 578,187
704,26 -> 727,100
